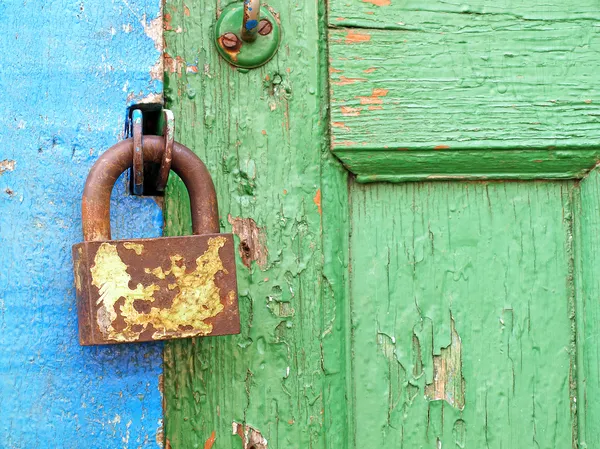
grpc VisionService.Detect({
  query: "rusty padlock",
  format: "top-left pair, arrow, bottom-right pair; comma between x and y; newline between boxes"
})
72,136 -> 240,345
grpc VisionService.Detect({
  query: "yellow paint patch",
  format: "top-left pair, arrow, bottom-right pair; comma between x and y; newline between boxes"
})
124,242 -> 144,255
74,247 -> 83,292
91,237 -> 230,341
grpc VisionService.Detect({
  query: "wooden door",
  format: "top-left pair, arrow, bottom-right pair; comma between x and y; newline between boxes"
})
162,1 -> 600,448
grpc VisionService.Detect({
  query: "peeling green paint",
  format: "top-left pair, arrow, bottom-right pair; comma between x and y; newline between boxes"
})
162,1 -> 347,448
328,0 -> 600,181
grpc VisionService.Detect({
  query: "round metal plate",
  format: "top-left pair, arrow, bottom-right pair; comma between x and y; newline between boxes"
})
214,4 -> 281,69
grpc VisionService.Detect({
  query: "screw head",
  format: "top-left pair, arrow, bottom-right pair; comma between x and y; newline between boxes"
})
257,19 -> 273,36
221,32 -> 240,50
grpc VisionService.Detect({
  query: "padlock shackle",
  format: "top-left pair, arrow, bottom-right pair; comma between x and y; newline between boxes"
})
82,136 -> 219,241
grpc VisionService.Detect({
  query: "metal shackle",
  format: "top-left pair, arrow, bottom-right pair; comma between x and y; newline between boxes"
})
81,136 -> 219,241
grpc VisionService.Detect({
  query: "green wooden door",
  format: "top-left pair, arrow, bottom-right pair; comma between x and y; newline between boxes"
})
162,1 -> 600,448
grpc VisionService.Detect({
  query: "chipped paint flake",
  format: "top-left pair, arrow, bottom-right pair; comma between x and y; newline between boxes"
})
228,215 -> 268,270
204,430 -> 216,449
340,106 -> 362,117
313,189 -> 322,215
332,76 -> 367,86
232,422 -> 268,449
91,237 -> 230,341
362,0 -> 391,5
425,318 -> 465,410
357,88 -> 388,105
345,30 -> 371,44
0,159 -> 16,175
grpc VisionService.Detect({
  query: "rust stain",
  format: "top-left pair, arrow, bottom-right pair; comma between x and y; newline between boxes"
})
183,5 -> 190,16
340,106 -> 362,117
228,215 -> 268,270
91,237 -> 230,341
364,67 -> 377,74
362,0 -> 392,5
0,159 -> 15,175
204,431 -> 216,449
345,30 -> 371,44
164,53 -> 186,76
368,105 -> 383,110
329,67 -> 343,74
357,88 -> 388,105
163,12 -> 172,31
434,145 -> 450,150
313,189 -> 322,216
232,422 -> 268,449
332,76 -> 367,86
425,318 -> 465,410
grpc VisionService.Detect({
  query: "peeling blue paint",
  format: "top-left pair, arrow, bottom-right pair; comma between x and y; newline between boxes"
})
0,1 -> 164,447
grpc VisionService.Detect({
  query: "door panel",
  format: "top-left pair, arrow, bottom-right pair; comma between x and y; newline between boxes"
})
350,181 -> 576,447
328,0 -> 600,181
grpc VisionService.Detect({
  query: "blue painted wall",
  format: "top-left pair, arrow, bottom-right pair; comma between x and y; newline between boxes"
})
0,1 -> 164,447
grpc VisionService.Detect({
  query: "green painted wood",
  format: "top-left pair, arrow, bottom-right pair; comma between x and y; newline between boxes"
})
349,181 -> 577,447
329,0 -> 599,31
162,1 -> 349,448
328,1 -> 600,180
575,167 -> 600,448
336,148 -> 600,183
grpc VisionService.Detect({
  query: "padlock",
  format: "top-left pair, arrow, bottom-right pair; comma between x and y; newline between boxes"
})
72,136 -> 240,345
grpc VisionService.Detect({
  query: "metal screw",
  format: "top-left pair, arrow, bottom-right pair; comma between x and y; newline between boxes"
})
221,32 -> 240,49
257,19 -> 273,36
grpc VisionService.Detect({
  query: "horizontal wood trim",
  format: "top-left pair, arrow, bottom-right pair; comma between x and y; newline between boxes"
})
335,148 -> 600,183
328,14 -> 600,180
329,0 -> 599,30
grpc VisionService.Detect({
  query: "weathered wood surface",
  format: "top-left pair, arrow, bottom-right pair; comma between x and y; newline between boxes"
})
162,1 -> 349,448
328,0 -> 600,181
576,167 -> 600,447
0,0 -> 164,447
349,181 -> 577,447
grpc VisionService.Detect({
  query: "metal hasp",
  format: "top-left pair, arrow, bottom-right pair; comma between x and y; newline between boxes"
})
72,136 -> 240,345
214,0 -> 281,69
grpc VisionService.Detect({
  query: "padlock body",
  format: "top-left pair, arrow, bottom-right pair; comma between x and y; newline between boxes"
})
72,233 -> 239,345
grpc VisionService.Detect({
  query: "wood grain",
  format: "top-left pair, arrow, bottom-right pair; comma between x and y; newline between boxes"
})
575,167 -> 600,447
162,1 -> 350,448
328,0 -> 600,180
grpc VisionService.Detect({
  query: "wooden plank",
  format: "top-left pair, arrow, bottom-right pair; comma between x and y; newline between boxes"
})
162,1 -> 349,448
349,180 -> 576,447
329,0 -> 599,31
0,0 -> 164,446
575,167 -> 600,447
328,10 -> 600,179
336,148 -> 600,183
